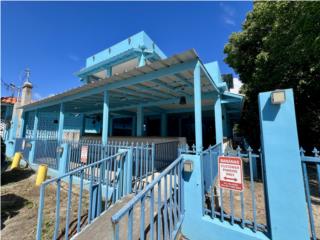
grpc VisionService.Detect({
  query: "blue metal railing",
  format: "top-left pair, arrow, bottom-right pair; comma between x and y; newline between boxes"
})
300,147 -> 320,240
14,137 -> 33,162
201,143 -> 222,193
111,156 -> 184,240
34,139 -> 60,169
154,140 -> 179,171
36,151 -> 129,240
203,146 -> 268,233
67,140 -> 155,192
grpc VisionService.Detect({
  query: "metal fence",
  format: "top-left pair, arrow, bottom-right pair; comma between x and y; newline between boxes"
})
66,140 -> 155,192
14,137 -> 33,162
111,156 -> 184,240
203,146 -> 268,234
154,141 -> 179,171
36,151 -> 129,240
300,147 -> 320,240
34,139 -> 60,170
201,143 -> 222,193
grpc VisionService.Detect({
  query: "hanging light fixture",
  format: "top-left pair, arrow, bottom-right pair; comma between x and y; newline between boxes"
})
179,96 -> 187,105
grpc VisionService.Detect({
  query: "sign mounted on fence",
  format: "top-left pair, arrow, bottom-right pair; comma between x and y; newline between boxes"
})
81,145 -> 88,164
218,156 -> 244,192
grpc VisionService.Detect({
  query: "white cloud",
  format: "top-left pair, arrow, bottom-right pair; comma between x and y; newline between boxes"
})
220,3 -> 235,17
224,17 -> 236,26
220,3 -> 236,26
230,78 -> 243,94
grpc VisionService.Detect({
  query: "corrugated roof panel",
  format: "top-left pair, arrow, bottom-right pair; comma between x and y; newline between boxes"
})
20,49 -> 200,110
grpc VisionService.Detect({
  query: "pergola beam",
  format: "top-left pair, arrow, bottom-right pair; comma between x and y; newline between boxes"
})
110,92 -> 215,111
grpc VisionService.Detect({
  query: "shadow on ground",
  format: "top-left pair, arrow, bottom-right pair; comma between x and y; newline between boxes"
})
1,168 -> 34,186
1,193 -> 29,230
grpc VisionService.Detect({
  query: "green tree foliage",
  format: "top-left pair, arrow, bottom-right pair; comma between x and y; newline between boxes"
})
224,2 -> 320,148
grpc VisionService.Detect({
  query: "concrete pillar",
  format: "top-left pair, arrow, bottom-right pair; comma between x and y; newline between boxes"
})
102,90 -> 109,145
137,106 -> 144,137
258,89 -> 309,240
18,111 -> 25,138
193,62 -> 203,153
57,103 -> 64,142
214,95 -> 223,145
160,113 -> 167,137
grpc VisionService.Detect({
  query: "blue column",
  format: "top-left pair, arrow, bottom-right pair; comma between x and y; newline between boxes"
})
258,89 -> 309,240
160,113 -> 167,137
138,54 -> 146,67
193,62 -> 203,153
106,67 -> 112,78
79,113 -> 85,136
214,95 -> 223,145
57,103 -> 64,142
32,110 -> 39,140
28,110 -> 39,164
137,106 -> 144,137
4,105 -> 10,120
108,116 -> 113,137
18,111 -> 25,138
9,111 -> 19,140
102,90 -> 109,145
131,116 -> 136,136
222,105 -> 227,137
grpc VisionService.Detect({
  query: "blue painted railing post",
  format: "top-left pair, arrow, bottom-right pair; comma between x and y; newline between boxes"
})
58,143 -> 70,175
181,154 -> 204,238
137,105 -> 144,137
29,110 -> 39,164
258,89 -> 309,240
57,103 -> 64,142
214,94 -> 223,145
122,148 -> 133,195
161,113 -> 167,137
193,62 -> 203,153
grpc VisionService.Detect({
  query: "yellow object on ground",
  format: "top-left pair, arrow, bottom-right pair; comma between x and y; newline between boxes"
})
11,152 -> 23,169
36,164 -> 48,186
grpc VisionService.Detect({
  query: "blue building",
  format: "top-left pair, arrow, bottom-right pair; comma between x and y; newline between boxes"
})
8,31 -> 243,155
8,32 -> 316,240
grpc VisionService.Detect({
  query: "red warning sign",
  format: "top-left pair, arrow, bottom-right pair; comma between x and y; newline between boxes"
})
81,145 -> 88,164
218,156 -> 244,192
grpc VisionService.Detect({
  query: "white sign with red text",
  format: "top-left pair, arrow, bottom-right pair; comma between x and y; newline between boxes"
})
218,156 -> 244,192
81,145 -> 88,164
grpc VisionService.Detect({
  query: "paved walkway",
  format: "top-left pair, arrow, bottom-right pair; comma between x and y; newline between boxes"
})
75,173 -> 182,240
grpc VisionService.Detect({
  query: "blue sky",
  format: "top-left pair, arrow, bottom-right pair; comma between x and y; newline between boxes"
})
1,1 -> 252,100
